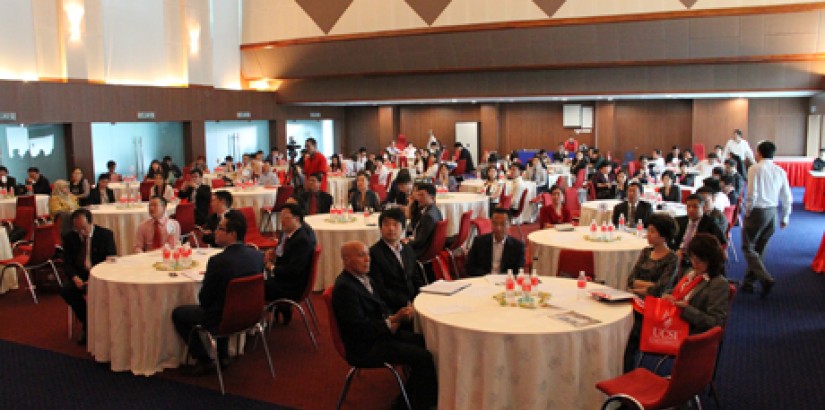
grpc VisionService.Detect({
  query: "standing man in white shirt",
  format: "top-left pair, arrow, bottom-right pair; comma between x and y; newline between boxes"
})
742,141 -> 792,298
723,129 -> 756,175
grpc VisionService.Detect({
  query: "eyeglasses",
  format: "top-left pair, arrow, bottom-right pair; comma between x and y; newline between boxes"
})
215,226 -> 227,232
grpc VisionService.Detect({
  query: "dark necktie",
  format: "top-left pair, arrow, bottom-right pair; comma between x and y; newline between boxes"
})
309,194 -> 318,215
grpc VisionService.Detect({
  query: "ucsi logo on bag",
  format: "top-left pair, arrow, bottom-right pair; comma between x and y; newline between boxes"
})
652,326 -> 681,343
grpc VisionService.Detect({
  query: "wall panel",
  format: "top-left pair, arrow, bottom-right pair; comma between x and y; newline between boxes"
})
692,99 -> 749,157
501,102 -> 594,153
614,100 -> 693,159
344,106 -> 381,155
398,105 -> 481,149
748,97 -> 808,155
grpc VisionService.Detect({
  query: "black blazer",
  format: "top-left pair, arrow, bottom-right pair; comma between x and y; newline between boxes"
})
297,191 -> 333,215
88,187 -> 116,205
200,209 -> 242,247
199,243 -> 264,328
270,224 -> 317,300
612,200 -> 654,227
660,185 -> 682,203
409,204 -> 443,258
368,240 -> 422,312
331,271 -> 393,364
349,190 -> 381,212
178,184 -> 211,226
674,214 -> 727,250
30,175 -> 51,195
465,233 -> 525,277
677,173 -> 695,187
61,225 -> 117,282
385,181 -> 410,206
0,176 -> 16,191
457,148 -> 475,172
591,172 -> 613,200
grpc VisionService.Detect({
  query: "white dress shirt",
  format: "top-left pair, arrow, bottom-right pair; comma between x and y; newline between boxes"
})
746,159 -> 793,224
712,192 -> 731,212
491,235 -> 506,274
723,138 -> 755,164
506,177 -> 526,209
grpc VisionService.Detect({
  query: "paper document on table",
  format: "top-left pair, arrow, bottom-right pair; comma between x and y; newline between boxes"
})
180,271 -> 205,282
420,280 -> 471,295
426,304 -> 474,315
590,289 -> 636,302
484,274 -> 507,286
551,311 -> 602,328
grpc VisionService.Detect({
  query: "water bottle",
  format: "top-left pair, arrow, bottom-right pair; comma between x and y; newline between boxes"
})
516,268 -> 525,295
636,219 -> 644,238
589,220 -> 597,238
577,270 -> 587,299
530,269 -> 539,297
600,222 -> 607,241
618,213 -> 626,231
346,204 -> 353,221
505,269 -> 516,306
607,223 -> 615,241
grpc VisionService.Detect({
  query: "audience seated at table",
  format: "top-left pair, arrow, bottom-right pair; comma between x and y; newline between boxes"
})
172,211 -> 264,376
264,203 -> 317,324
145,160 -> 165,181
696,152 -> 722,180
349,172 -> 381,212
665,145 -> 682,165
504,163 -> 527,213
198,191 -> 240,247
723,158 -> 745,195
68,167 -> 91,206
815,149 -> 825,171
329,154 -> 344,174
386,169 -> 413,207
466,208 -> 525,277
49,179 -> 80,235
613,170 -> 629,200
553,143 -> 569,163
674,194 -> 727,266
525,157 -> 549,194
676,161 -> 695,187
134,196 -> 180,253
368,208 -> 423,313
331,241 -> 438,410
150,172 -> 175,203
177,168 -> 211,226
701,178 -> 731,212
434,164 -> 457,192
296,173 -> 333,215
103,160 -> 122,182
649,149 -> 666,175
659,171 -> 681,203
404,183 -> 443,259
454,142 -> 476,173
190,155 -> 210,174
0,166 -> 16,193
60,209 -> 117,346
693,189 -> 729,241
591,162 -> 614,200
720,176 -> 738,206
682,148 -> 698,166
162,156 -> 183,182
612,182 -> 653,227
539,185 -> 572,229
88,174 -> 116,205
26,167 -> 51,195
570,151 -> 588,176
257,162 -> 280,187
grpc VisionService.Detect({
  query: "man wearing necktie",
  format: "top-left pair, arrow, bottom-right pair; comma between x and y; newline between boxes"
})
134,196 -> 181,253
611,182 -> 653,227
60,209 -> 117,345
673,194 -> 727,267
298,173 -> 332,215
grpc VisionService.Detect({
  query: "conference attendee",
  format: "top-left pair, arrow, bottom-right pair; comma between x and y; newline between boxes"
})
134,196 -> 180,253
355,148 -> 369,173
369,208 -> 423,313
386,169 -> 413,206
145,160 -> 165,181
649,149 -> 666,175
297,173 -> 333,215
172,212 -> 264,375
0,166 -> 15,192
264,203 -> 317,324
674,194 -> 727,263
720,175 -> 738,206
741,141 -> 792,297
632,157 -> 653,183
504,163 -> 527,213
68,167 -> 91,206
814,149 -> 825,171
665,145 -> 682,165
660,171 -> 681,203
701,178 -> 730,212
723,159 -> 745,197
49,180 -> 80,235
682,149 -> 698,166
199,191 -> 238,247
257,162 -> 280,187
526,157 -> 548,194
26,167 -> 51,194
613,169 -> 629,200
190,155 -> 210,174
591,162 -> 613,200
349,172 -> 381,212
60,209 -> 117,345
302,138 -> 328,181
662,233 -> 730,333
220,155 -> 236,173
454,142 -> 475,172
696,187 -> 729,236
481,166 -> 503,212
434,164 -> 457,192
88,174 -> 116,205
563,136 -> 579,153
612,182 -> 653,227
723,129 -> 756,172
570,151 -> 588,176
466,208 -> 525,277
539,185 -> 572,229
150,172 -> 175,203
677,161 -> 695,187
331,241 -> 438,410
423,155 -> 439,179
713,144 -> 724,160
696,153 -> 721,180
553,144 -> 568,163
163,155 -> 182,181
104,160 -> 122,182
178,168 -> 211,226
405,183 -> 443,259
329,154 -> 344,173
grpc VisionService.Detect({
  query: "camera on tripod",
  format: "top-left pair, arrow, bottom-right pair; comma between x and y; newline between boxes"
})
286,137 -> 302,160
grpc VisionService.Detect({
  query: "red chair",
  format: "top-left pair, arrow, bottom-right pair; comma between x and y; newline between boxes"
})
267,245 -> 321,349
498,192 -> 513,210
211,178 -> 226,189
185,274 -> 274,395
137,181 -> 153,201
693,143 -> 706,162
370,182 -> 388,203
322,287 -> 412,410
722,206 -> 737,263
596,327 -> 723,410
564,187 -> 582,220
510,189 -> 529,241
2,206 -> 36,247
627,161 -> 638,179
16,195 -> 36,209
265,185 -> 294,231
383,172 -> 393,188
680,188 -> 692,204
432,251 -> 453,281
173,202 -> 198,247
398,157 -> 408,168
451,159 -> 467,177
369,173 -> 381,186
574,168 -> 587,188
557,249 -> 595,280
238,207 -> 279,250
416,220 -> 449,285
0,224 -> 62,303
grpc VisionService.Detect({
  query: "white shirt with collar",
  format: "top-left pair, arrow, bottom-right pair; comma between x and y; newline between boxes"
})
746,159 -> 793,224
724,138 -> 755,164
491,235 -> 507,274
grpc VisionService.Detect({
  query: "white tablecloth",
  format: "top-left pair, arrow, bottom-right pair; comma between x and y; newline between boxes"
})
327,176 -> 355,206
88,248 -> 221,376
0,227 -> 16,294
0,195 -> 49,219
304,213 -> 381,291
90,203 -> 174,256
579,199 -> 688,227
528,226 -> 649,288
459,180 -> 537,224
415,277 -> 632,410
435,193 -> 489,236
215,187 -> 278,225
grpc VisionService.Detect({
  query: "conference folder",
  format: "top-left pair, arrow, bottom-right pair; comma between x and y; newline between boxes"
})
420,280 -> 471,296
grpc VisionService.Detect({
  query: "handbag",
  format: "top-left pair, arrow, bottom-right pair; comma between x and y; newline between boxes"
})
639,295 -> 690,356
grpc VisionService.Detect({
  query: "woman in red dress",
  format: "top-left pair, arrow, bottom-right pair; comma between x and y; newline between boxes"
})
539,185 -> 572,228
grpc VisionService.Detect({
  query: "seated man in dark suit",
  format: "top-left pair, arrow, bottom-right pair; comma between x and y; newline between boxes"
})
199,191 -> 240,247
172,211 -> 264,375
0,166 -> 17,192
26,167 -> 51,195
60,209 -> 117,345
264,203 -> 317,323
369,208 -> 423,313
465,208 -> 525,277
88,174 -> 116,205
612,182 -> 654,227
674,194 -> 727,266
455,142 -> 475,172
404,183 -> 443,259
297,172 -> 333,215
591,162 -> 614,200
332,241 -> 437,410
177,168 -> 212,226
349,171 -> 382,212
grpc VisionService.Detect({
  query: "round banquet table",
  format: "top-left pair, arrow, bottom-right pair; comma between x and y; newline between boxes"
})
0,194 -> 49,220
579,199 -> 687,226
435,192 -> 490,235
0,227 -> 17,294
304,213 -> 381,291
459,180 -> 536,223
215,186 -> 278,225
90,203 -> 175,256
88,248 -> 221,376
803,171 -> 825,212
415,276 -> 632,410
528,226 -> 649,288
327,176 -> 355,206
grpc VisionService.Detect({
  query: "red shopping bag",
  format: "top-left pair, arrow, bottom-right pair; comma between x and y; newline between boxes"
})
639,296 -> 689,356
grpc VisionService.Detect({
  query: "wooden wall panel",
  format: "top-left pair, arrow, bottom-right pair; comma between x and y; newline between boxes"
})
398,105 -> 481,149
692,99 -> 749,158
501,103 -> 594,154
748,98 -> 809,156
595,101 -> 617,156
614,100 -> 693,159
479,103 -> 500,155
343,106 -> 381,156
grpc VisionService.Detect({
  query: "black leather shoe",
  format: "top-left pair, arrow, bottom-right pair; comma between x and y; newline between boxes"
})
183,360 -> 215,377
760,279 -> 775,299
741,283 -> 755,294
219,356 -> 234,370
76,330 -> 87,346
276,306 -> 292,325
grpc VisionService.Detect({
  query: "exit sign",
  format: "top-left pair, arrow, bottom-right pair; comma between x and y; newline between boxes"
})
0,112 -> 17,121
137,111 -> 155,120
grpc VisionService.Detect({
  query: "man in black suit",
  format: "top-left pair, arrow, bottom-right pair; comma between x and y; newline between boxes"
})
26,167 -> 51,195
591,162 -> 613,200
199,191 -> 239,247
172,211 -> 264,375
60,209 -> 117,345
612,182 -> 654,227
465,208 -> 525,277
177,168 -> 211,226
454,142 -> 475,172
88,174 -> 116,205
405,183 -> 443,259
0,166 -> 16,192
369,208 -> 423,313
163,155 -> 182,180
296,173 -> 332,215
674,194 -> 727,265
264,203 -> 317,323
332,241 -> 437,410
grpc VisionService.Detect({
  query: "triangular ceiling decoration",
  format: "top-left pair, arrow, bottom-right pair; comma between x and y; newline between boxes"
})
404,0 -> 451,25
295,0 -> 354,34
533,0 -> 566,18
680,0 -> 698,9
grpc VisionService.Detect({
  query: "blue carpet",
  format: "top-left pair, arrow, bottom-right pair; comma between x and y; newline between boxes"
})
0,339 -> 293,410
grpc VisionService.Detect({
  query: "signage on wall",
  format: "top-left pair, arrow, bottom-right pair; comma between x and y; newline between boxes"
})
309,112 -> 321,118
237,111 -> 251,119
0,112 -> 17,121
137,111 -> 156,120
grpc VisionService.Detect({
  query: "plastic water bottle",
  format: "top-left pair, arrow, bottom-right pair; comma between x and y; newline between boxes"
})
516,268 -> 525,295
346,204 -> 353,221
530,269 -> 540,297
636,219 -> 644,238
600,222 -> 607,241
607,223 -> 615,241
505,270 -> 516,306
577,270 -> 587,299
618,213 -> 626,231
589,220 -> 597,238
